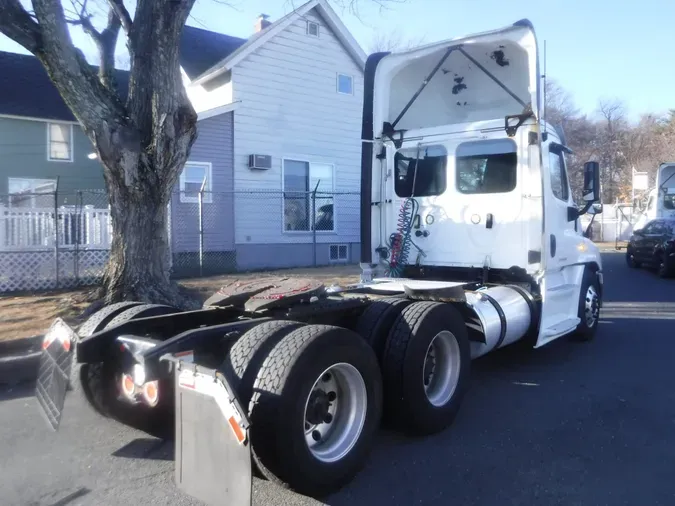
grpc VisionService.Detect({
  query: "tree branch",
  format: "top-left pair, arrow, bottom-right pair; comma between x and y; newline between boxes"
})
71,1 -> 122,90
106,0 -> 132,36
29,0 -> 128,140
0,0 -> 43,53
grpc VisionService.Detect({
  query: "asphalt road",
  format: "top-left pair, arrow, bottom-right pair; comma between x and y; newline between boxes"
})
2,251 -> 675,506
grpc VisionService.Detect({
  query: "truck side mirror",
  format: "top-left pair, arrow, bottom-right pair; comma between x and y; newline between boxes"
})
583,161 -> 601,203
588,203 -> 603,215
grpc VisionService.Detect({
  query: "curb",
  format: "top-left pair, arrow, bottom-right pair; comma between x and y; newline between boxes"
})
0,350 -> 42,386
0,335 -> 43,357
0,335 -> 43,386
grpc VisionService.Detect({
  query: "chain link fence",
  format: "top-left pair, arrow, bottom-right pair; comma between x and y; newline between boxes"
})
169,189 -> 360,278
1,188 -> 360,293
0,190 -> 110,293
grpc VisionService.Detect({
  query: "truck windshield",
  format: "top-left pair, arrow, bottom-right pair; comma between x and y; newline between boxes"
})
455,139 -> 517,194
394,145 -> 447,198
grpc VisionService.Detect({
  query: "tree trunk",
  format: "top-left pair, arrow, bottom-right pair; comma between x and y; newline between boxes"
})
100,178 -> 173,305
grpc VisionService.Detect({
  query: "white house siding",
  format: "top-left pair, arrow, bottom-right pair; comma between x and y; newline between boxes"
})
231,8 -> 363,269
169,112 -> 235,276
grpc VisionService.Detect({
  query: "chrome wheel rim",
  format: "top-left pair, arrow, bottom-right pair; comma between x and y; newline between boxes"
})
303,363 -> 367,463
423,330 -> 461,407
584,285 -> 600,327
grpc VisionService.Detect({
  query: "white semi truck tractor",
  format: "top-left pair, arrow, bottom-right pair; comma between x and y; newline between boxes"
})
634,162 -> 675,230
36,19 -> 603,506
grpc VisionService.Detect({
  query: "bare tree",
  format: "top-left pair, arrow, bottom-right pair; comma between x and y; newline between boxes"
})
0,0 -> 403,307
368,30 -> 425,53
0,0 -> 199,306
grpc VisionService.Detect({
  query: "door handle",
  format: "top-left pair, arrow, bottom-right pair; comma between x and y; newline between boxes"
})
550,234 -> 557,257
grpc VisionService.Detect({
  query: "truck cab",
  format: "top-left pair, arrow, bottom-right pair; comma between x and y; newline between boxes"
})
360,19 -> 603,348
634,163 -> 675,231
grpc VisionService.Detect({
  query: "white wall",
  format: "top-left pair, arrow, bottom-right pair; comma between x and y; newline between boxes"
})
231,8 -> 364,245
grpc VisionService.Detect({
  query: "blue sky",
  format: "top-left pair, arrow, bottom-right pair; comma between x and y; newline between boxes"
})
1,0 -> 672,121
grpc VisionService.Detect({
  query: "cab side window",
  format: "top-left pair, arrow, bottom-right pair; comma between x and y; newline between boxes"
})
548,146 -> 569,202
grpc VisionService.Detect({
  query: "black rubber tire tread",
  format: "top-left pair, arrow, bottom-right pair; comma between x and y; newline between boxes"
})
656,252 -> 673,278
76,303 -> 178,421
381,301 -> 471,436
77,301 -> 144,338
104,303 -> 178,329
570,266 -> 601,342
626,251 -> 641,268
221,320 -> 305,408
247,324 -> 382,498
354,297 -> 413,361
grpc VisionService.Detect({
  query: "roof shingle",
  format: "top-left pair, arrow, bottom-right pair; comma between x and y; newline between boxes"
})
0,24 -> 246,122
0,51 -> 130,122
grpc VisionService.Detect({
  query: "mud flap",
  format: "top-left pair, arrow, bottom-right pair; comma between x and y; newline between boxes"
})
35,318 -> 77,431
165,356 -> 252,506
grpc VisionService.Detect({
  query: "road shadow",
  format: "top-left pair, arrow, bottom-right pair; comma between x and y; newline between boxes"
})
0,379 -> 36,402
112,438 -> 174,461
322,310 -> 675,506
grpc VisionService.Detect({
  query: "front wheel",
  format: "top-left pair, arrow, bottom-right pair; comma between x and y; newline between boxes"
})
626,250 -> 641,268
247,325 -> 382,498
570,267 -> 601,342
656,252 -> 674,278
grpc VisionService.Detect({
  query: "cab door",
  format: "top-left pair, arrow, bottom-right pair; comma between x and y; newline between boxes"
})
537,139 -> 579,346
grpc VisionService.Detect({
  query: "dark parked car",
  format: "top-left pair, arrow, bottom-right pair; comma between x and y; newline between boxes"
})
626,218 -> 675,277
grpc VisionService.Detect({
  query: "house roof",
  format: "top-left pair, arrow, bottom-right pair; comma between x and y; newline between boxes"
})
190,0 -> 367,86
179,25 -> 247,80
0,50 -> 130,122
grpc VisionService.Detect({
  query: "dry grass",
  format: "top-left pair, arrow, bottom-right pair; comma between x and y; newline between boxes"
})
0,265 -> 362,343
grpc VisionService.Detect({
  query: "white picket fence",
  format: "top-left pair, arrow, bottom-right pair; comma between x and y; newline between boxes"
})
0,205 -> 111,251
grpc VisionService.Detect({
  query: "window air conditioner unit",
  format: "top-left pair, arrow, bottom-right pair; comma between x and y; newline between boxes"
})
248,154 -> 272,170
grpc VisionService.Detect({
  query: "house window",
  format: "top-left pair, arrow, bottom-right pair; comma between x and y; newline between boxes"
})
307,21 -> 319,37
179,162 -> 212,203
329,244 -> 348,262
8,178 -> 57,207
548,146 -> 569,202
283,159 -> 335,232
47,123 -> 73,161
337,73 -> 353,95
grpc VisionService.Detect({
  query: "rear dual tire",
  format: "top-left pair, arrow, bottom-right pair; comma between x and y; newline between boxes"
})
242,324 -> 382,498
381,301 -> 471,435
73,303 -> 178,432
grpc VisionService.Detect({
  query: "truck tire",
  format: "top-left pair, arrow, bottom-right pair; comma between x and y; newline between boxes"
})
626,250 -> 641,268
77,301 -> 144,338
75,304 -> 178,420
247,325 -> 382,498
354,297 -> 413,362
656,252 -> 673,278
570,266 -> 601,341
104,303 -> 178,329
69,301 -> 142,413
221,320 -> 304,408
381,301 -> 471,436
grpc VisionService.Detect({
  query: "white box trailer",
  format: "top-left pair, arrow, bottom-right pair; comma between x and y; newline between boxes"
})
35,19 -> 604,506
